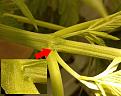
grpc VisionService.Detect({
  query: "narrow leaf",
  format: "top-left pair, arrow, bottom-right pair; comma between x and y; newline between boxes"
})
95,57 -> 121,78
97,70 -> 121,96
92,11 -> 121,32
54,11 -> 121,37
106,57 -> 121,72
89,31 -> 120,40
14,0 -> 38,31
87,33 -> 106,46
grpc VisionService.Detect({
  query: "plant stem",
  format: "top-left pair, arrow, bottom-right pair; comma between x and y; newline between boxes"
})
0,24 -> 52,49
3,13 -> 65,30
62,30 -> 119,40
53,11 -> 121,37
55,39 -> 121,60
0,24 -> 121,60
53,20 -> 97,37
54,51 -> 81,81
54,51 -> 98,81
54,51 -> 98,89
47,51 -> 64,96
14,0 -> 38,31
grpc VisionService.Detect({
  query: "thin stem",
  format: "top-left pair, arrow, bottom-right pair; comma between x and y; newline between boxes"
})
53,11 -> 121,37
54,51 -> 81,81
62,30 -> 86,38
62,29 -> 119,40
54,51 -> 95,81
95,82 -> 106,96
53,20 -> 97,37
3,13 -> 65,30
14,0 -> 38,31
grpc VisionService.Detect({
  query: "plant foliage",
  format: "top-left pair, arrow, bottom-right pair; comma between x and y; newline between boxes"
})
0,0 -> 121,96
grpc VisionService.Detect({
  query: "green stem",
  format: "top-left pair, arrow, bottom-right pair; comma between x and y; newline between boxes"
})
53,20 -> 97,37
0,24 -> 121,60
55,39 -> 121,60
54,51 -> 103,91
47,51 -> 64,96
3,13 -> 65,30
62,30 -> 119,40
54,51 -> 81,81
54,51 -> 96,81
0,24 -> 52,49
53,11 -> 121,37
62,30 -> 86,38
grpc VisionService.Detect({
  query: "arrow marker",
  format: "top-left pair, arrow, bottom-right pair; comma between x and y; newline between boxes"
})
34,48 -> 52,59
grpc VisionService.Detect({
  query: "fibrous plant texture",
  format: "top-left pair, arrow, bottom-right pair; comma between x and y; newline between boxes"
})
1,59 -> 47,94
0,0 -> 121,96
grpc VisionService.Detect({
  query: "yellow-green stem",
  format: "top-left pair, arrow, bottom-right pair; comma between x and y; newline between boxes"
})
55,39 -> 121,60
1,24 -> 121,60
47,51 -> 64,96
3,13 -> 65,30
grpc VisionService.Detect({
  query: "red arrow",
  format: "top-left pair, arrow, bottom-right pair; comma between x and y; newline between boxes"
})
34,48 -> 52,59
